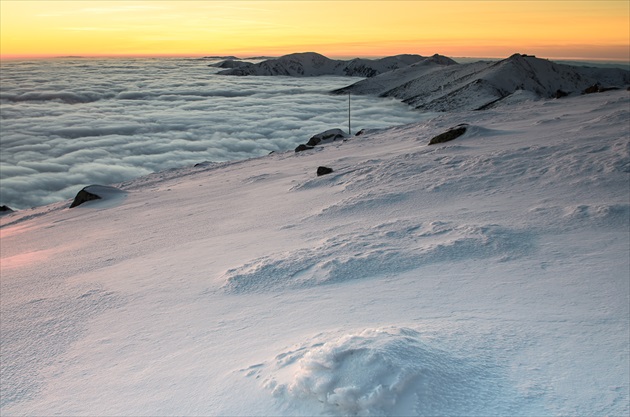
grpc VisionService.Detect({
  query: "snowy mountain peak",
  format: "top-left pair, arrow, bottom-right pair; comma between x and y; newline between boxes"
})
274,52 -> 333,69
426,53 -> 459,65
507,52 -> 536,60
337,53 -> 630,111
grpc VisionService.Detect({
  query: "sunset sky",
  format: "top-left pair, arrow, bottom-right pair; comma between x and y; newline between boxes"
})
1,0 -> 629,61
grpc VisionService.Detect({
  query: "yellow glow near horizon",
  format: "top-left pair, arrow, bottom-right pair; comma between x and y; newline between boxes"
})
1,1 -> 628,61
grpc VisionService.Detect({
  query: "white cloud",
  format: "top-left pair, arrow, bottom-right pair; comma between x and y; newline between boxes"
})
0,59 -> 424,210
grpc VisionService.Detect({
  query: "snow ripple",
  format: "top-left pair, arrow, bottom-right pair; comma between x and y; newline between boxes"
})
242,327 -> 513,416
0,288 -> 123,408
221,221 -> 533,293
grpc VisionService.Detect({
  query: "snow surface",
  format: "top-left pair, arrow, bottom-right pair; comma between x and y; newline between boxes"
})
1,90 -> 629,416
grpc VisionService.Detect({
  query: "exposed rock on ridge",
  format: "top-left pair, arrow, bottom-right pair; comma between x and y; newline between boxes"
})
295,129 -> 349,152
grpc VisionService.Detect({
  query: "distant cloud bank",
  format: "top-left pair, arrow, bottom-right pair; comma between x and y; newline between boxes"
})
0,58 -> 423,210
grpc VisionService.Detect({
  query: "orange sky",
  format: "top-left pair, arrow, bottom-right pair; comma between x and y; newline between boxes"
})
1,1 -> 628,61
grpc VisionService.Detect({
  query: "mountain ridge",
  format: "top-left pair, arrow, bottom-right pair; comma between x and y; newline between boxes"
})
216,52 -> 457,77
333,53 -> 630,111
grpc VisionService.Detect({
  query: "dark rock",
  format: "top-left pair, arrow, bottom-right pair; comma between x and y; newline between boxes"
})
69,188 -> 101,208
355,129 -> 367,136
0,205 -> 14,214
428,124 -> 468,145
317,166 -> 334,176
584,84 -> 620,94
553,89 -> 569,98
295,144 -> 315,153
194,161 -> 214,168
306,128 -> 348,146
296,129 -> 349,152
584,84 -> 601,94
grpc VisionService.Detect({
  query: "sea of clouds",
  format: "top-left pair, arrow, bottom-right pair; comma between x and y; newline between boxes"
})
0,58 -> 426,210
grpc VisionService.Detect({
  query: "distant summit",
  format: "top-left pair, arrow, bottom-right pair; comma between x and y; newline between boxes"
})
213,51 -> 630,111
202,55 -> 241,60
216,52 -> 456,77
333,53 -> 630,111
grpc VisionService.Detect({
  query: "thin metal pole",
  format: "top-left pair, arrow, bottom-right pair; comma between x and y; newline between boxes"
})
348,92 -> 351,136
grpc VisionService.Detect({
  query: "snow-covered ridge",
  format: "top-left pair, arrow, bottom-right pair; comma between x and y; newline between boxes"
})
334,53 -> 630,111
216,52 -> 457,77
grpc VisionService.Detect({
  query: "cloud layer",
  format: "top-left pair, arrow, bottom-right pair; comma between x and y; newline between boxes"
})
0,58 -> 425,210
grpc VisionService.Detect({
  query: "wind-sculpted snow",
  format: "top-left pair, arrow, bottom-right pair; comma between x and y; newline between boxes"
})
0,288 -> 123,409
241,327 -> 517,416
1,88 -> 628,416
222,221 -> 532,293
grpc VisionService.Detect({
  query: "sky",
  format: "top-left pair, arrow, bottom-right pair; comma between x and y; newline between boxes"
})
1,0 -> 629,61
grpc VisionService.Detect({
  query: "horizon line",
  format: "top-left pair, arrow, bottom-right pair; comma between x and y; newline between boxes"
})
2,52 -> 629,64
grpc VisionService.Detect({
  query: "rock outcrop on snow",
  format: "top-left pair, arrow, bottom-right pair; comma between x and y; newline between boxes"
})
306,129 -> 348,146
0,205 -> 14,215
316,166 -> 334,176
70,188 -> 101,208
69,185 -> 126,208
295,144 -> 315,153
333,53 -> 630,111
217,52 -> 456,77
295,129 -> 349,152
428,124 -> 469,145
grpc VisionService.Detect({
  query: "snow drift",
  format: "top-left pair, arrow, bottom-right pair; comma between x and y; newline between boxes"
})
69,185 -> 127,208
249,327 -> 514,416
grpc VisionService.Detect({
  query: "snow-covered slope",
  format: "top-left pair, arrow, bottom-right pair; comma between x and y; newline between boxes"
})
334,53 -> 630,111
1,91 -> 628,416
217,52 -> 456,77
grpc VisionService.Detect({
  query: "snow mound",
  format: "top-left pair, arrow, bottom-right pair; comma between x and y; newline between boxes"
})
70,185 -> 127,209
562,203 -> 630,228
221,220 -> 532,293
245,327 -> 511,416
